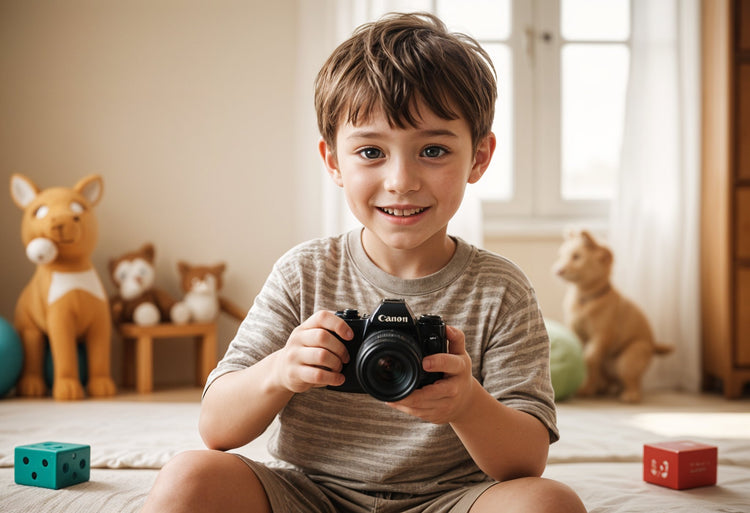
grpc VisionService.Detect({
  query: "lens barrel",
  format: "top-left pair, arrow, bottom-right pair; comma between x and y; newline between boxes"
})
355,330 -> 421,402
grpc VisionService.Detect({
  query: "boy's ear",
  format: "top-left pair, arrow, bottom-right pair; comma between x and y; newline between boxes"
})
319,138 -> 343,187
468,132 -> 496,184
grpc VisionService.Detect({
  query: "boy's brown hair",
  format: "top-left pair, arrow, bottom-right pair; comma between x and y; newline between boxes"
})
315,12 -> 497,152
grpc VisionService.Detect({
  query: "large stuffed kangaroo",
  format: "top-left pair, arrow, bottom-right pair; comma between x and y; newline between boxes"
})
10,174 -> 117,400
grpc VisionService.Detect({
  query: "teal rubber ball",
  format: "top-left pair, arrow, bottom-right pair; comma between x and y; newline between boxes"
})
0,317 -> 23,397
545,319 -> 586,401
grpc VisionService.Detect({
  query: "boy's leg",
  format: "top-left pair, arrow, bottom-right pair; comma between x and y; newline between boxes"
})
468,477 -> 586,513
140,450 -> 271,513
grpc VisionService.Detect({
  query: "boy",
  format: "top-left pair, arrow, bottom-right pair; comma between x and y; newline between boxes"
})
142,12 -> 585,513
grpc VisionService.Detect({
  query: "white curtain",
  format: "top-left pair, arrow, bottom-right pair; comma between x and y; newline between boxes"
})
608,0 -> 701,392
321,0 -> 375,238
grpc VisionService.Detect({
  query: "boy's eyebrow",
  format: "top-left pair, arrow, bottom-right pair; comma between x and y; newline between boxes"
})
345,128 -> 459,140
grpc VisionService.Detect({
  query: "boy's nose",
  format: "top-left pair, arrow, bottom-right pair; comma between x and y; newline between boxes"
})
383,158 -> 420,194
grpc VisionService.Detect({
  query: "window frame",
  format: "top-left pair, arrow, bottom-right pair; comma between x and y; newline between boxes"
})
459,0 -> 632,232
322,0 -> 632,237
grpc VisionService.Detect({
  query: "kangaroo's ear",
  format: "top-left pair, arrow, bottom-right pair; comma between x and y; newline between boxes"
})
580,230 -> 597,247
562,224 -> 588,240
10,174 -> 39,209
75,175 -> 104,206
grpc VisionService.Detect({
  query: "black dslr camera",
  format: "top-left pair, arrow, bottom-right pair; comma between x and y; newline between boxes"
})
328,298 -> 447,402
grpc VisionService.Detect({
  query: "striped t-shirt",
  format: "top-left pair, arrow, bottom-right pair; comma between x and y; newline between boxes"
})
205,229 -> 557,495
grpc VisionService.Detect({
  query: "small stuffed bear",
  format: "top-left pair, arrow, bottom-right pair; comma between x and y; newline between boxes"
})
109,243 -> 190,326
177,261 -> 246,323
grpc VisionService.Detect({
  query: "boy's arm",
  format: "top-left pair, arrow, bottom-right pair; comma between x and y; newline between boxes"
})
387,325 -> 550,481
199,311 -> 351,451
449,379 -> 550,480
199,352 -> 294,451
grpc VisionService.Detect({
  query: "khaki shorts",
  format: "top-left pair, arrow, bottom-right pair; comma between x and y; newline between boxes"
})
236,455 -> 495,513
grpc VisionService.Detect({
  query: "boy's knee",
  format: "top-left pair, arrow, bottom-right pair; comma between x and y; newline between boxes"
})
472,477 -> 586,513
142,450 -> 234,512
160,450 -> 212,479
143,450 -> 272,513
534,479 -> 586,512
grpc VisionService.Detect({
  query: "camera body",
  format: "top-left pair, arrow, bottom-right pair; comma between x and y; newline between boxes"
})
328,298 -> 447,401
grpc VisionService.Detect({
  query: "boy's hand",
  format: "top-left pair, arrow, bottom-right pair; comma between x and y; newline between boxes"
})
386,325 -> 475,424
272,310 -> 352,394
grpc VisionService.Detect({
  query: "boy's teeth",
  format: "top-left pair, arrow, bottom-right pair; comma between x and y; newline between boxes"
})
382,207 -> 425,217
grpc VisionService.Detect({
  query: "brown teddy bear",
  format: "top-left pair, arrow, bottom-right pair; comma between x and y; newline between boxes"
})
109,243 -> 189,326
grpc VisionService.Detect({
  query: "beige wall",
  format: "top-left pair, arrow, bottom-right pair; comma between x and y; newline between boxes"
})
0,0 -> 320,386
485,236 -> 567,323
0,1 -> 569,388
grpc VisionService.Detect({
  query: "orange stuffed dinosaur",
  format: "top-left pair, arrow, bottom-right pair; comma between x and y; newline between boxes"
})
10,173 -> 117,400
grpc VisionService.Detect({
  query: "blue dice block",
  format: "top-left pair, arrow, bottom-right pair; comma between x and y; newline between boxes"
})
15,442 -> 90,489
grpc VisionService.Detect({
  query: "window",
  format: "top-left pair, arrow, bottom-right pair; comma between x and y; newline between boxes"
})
333,0 -> 631,233
435,0 -> 631,228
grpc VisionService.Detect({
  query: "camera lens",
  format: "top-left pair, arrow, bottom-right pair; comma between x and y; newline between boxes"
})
374,355 -> 406,384
356,330 -> 421,402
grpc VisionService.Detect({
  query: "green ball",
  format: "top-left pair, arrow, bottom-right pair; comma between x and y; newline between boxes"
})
545,319 -> 586,401
0,317 -> 23,397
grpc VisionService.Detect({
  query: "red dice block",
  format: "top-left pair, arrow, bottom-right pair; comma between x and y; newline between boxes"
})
643,441 -> 717,490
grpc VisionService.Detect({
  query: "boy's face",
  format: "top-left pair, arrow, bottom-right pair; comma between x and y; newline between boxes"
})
320,101 -> 495,275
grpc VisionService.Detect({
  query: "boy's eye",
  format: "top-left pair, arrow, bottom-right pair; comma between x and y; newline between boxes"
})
358,147 -> 384,159
421,146 -> 447,158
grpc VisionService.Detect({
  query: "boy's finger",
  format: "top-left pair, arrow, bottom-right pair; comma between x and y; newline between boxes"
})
423,353 -> 462,374
298,311 -> 353,363
445,325 -> 466,355
303,310 -> 354,340
299,365 -> 345,387
303,347 -> 345,373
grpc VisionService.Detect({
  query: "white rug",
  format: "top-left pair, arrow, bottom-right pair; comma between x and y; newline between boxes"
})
0,399 -> 271,470
3,392 -> 747,469
1,391 -> 749,513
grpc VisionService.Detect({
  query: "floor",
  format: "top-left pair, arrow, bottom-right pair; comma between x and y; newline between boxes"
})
112,386 -> 204,403
114,386 -> 750,410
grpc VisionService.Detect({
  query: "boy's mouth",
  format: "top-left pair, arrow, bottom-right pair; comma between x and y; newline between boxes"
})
379,207 -> 426,217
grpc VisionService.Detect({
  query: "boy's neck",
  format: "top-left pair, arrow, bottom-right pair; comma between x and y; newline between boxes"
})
360,228 -> 457,279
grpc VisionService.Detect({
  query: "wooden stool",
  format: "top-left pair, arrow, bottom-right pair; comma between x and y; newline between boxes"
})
119,322 -> 217,393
